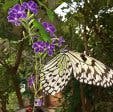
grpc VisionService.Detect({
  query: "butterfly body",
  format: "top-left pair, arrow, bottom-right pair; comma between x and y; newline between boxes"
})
40,50 -> 113,95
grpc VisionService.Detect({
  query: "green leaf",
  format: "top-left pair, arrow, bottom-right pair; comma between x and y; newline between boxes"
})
33,20 -> 51,42
36,0 -> 55,22
46,9 -> 55,22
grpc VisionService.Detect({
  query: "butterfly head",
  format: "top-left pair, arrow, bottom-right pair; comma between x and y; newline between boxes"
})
60,45 -> 69,53
60,49 -> 69,54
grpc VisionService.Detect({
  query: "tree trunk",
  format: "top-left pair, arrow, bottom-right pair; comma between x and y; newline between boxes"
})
8,38 -> 24,108
80,84 -> 86,112
12,72 -> 24,108
0,96 -> 7,112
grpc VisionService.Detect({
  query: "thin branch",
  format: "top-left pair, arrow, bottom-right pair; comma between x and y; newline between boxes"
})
10,39 -> 24,108
13,39 -> 24,71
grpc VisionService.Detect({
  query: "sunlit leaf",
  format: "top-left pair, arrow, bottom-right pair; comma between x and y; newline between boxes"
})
33,20 -> 51,42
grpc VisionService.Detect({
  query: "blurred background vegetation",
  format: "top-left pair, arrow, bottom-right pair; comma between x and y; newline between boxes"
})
1,0 -> 113,112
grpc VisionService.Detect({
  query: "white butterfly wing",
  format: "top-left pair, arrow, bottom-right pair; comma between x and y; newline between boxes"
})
67,51 -> 113,87
40,50 -> 113,95
40,53 -> 72,95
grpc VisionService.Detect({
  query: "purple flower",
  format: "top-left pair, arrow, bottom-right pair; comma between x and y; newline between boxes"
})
45,43 -> 55,56
51,37 -> 65,47
27,75 -> 35,87
34,98 -> 43,107
22,0 -> 38,14
32,41 -> 55,56
7,4 -> 27,26
42,22 -> 56,37
7,1 -> 38,25
58,37 -> 65,47
21,2 -> 28,9
7,14 -> 21,26
32,41 -> 45,53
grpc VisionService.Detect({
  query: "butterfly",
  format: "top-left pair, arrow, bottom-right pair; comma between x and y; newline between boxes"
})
40,50 -> 113,95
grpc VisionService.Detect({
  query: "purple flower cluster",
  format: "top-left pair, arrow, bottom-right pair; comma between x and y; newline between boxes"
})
7,0 -> 38,26
32,22 -> 65,56
32,41 -> 55,56
7,4 -> 26,26
27,74 -> 35,87
22,1 -> 38,14
52,36 -> 65,47
45,42 -> 55,56
7,1 -> 65,56
32,37 -> 65,56
42,22 -> 56,37
34,98 -> 43,107
58,36 -> 65,46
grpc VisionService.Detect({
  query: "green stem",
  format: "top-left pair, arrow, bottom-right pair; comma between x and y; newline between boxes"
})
37,0 -> 48,10
35,54 -> 38,96
19,0 -> 22,4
